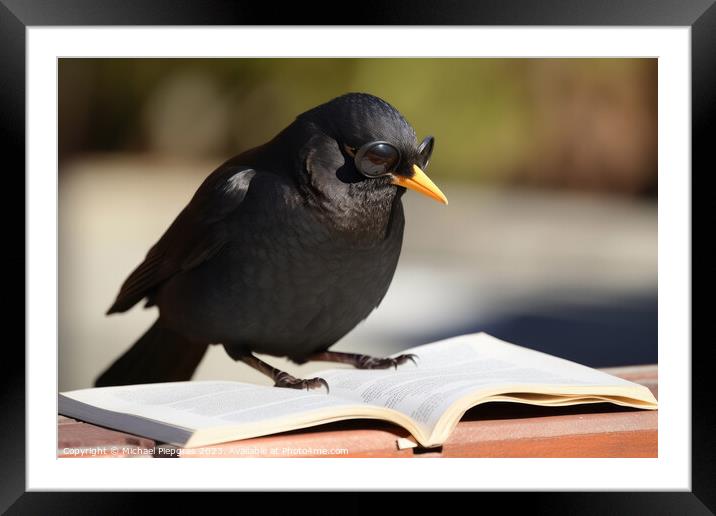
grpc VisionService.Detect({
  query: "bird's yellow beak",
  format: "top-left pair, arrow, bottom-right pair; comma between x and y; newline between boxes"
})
391,165 -> 448,205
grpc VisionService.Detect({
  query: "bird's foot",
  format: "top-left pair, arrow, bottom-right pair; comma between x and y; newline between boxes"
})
237,353 -> 330,394
355,353 -> 418,370
305,351 -> 419,370
274,371 -> 330,394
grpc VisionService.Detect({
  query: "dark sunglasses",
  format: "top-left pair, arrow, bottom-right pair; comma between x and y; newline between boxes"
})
351,136 -> 435,178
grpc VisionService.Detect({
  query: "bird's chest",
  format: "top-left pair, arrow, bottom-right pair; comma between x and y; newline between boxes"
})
229,205 -> 403,306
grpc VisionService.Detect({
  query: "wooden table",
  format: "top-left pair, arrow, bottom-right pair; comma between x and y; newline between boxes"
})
58,365 -> 657,458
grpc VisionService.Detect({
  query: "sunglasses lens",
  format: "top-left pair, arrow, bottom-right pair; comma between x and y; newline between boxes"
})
417,136 -> 434,169
356,142 -> 400,177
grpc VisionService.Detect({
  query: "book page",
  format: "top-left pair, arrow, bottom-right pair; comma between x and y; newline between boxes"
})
60,332 -> 656,447
61,381 -> 359,432
316,333 -> 655,434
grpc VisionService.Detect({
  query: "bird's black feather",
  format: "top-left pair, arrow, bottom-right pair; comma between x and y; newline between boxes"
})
106,166 -> 256,314
99,93 -> 429,387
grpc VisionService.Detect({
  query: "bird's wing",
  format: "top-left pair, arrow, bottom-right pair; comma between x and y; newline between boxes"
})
106,165 -> 257,314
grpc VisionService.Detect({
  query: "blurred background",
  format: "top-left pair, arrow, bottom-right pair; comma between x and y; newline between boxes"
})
59,58 -> 657,392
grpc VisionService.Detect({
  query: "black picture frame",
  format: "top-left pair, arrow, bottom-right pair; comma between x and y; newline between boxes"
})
4,0 -> 711,512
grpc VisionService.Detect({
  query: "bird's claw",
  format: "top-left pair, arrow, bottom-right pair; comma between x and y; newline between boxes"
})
313,377 -> 330,394
274,372 -> 330,394
356,353 -> 419,370
402,353 -> 419,367
393,353 -> 419,369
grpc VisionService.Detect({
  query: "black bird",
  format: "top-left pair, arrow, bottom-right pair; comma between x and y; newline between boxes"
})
96,92 -> 447,391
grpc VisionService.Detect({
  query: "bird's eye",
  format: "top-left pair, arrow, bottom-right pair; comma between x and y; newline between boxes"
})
354,141 -> 401,178
417,136 -> 435,170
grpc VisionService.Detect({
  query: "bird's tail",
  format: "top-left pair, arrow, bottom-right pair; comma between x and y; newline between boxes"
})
95,320 -> 209,387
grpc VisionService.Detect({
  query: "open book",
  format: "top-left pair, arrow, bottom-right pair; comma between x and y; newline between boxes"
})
59,333 -> 657,448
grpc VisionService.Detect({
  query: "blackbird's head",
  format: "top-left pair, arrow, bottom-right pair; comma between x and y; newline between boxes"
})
296,93 -> 448,205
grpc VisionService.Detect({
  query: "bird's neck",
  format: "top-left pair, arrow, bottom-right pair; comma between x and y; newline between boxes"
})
318,180 -> 404,244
